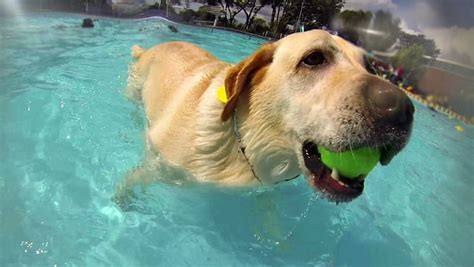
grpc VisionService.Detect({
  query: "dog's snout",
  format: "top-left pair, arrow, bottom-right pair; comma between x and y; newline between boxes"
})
367,77 -> 414,127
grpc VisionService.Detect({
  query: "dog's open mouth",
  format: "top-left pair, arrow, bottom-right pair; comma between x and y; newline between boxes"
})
302,141 -> 365,203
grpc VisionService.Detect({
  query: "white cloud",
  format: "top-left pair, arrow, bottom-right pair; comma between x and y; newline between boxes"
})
343,1 -> 474,66
399,19 -> 420,35
396,1 -> 439,31
343,0 -> 397,11
423,26 -> 474,67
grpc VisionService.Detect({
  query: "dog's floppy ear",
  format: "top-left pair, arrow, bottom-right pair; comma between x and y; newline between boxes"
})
221,43 -> 276,121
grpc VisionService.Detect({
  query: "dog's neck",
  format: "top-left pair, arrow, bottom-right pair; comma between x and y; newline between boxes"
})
236,91 -> 301,184
191,81 -> 300,186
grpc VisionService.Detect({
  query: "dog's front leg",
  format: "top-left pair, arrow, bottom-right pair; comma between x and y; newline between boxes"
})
112,163 -> 157,211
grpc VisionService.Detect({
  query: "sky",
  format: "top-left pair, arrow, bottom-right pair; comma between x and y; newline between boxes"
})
344,0 -> 474,66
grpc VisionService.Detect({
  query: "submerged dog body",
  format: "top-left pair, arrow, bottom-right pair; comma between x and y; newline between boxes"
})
118,30 -> 414,203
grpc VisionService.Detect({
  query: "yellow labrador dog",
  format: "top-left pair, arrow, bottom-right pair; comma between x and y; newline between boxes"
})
115,30 -> 414,204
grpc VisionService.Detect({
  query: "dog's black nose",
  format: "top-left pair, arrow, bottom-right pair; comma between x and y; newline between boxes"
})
367,77 -> 414,127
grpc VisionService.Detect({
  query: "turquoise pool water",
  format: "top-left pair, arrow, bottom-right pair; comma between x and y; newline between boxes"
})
1,13 -> 473,266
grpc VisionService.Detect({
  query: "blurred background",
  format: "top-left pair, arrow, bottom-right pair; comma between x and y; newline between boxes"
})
1,0 -> 473,121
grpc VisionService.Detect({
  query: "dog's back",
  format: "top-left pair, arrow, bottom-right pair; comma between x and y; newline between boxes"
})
127,42 -> 228,165
129,42 -> 219,122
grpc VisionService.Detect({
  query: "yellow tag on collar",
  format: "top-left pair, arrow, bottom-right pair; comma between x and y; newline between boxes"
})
217,85 -> 228,104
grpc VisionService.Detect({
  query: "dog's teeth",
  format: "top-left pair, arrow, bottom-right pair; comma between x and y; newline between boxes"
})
331,168 -> 340,181
331,169 -> 349,187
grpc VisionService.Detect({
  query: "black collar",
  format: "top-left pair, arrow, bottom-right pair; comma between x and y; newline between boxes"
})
231,110 -> 263,184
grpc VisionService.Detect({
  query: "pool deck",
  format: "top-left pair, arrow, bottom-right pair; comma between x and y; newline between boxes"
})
404,90 -> 474,125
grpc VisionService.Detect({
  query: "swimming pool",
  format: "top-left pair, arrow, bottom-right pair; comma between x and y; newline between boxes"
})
1,13 -> 473,266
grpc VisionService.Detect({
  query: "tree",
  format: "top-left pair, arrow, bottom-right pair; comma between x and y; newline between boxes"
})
234,0 -> 271,29
399,32 -> 440,59
274,0 -> 344,35
332,9 -> 372,44
272,0 -> 299,34
300,0 -> 345,29
269,0 -> 283,30
250,17 -> 270,34
392,44 -> 426,85
217,0 -> 245,25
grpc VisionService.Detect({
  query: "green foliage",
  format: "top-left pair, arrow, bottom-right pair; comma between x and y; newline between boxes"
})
195,7 -> 216,20
273,0 -> 343,34
218,0 -> 343,32
179,7 -> 217,22
233,0 -> 271,29
253,17 -> 267,27
167,5 -> 178,15
179,9 -> 197,22
302,0 -> 345,27
392,44 -> 426,85
228,23 -> 247,30
392,44 -> 425,70
149,0 -> 177,14
149,2 -> 160,9
336,9 -> 372,27
236,23 -> 247,30
250,17 -> 269,34
217,0 -> 244,25
399,32 -> 440,58
333,10 -> 372,44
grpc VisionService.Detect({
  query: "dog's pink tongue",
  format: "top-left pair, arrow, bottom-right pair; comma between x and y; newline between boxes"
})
315,168 -> 360,194
325,174 -> 354,193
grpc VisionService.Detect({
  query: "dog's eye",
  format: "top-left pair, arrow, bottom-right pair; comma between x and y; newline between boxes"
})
364,55 -> 377,75
302,51 -> 327,66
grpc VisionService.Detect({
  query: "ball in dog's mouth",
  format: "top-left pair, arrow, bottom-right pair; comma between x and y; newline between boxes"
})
302,141 -> 366,203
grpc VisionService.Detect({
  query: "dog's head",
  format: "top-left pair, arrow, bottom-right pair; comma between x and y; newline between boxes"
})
222,30 -> 414,202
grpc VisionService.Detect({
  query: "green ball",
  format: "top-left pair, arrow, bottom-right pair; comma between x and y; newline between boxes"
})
319,147 -> 381,179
